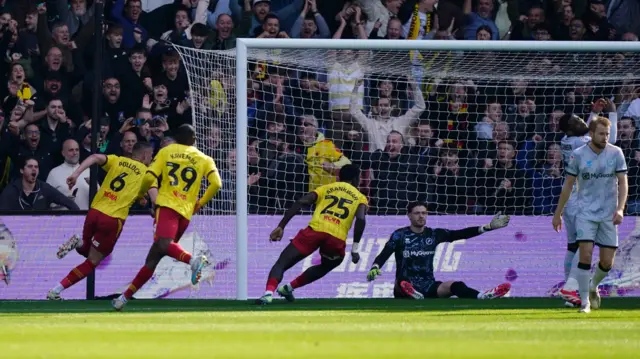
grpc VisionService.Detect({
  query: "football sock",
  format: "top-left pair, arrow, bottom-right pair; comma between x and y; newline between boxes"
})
564,250 -> 576,280
52,284 -> 64,294
265,277 -> 279,293
450,281 -> 480,299
166,242 -> 192,264
60,260 -> 96,290
123,266 -> 154,299
76,238 -> 91,258
590,263 -> 610,290
290,273 -> 312,289
290,263 -> 334,289
576,262 -> 591,305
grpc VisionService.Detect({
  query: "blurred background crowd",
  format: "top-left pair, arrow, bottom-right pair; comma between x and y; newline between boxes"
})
0,0 -> 638,216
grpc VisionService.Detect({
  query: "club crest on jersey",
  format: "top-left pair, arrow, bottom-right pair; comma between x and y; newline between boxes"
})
425,238 -> 434,245
586,160 -> 592,167
607,159 -> 615,166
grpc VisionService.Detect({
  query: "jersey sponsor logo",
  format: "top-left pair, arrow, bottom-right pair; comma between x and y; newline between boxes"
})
172,190 -> 187,201
322,215 -> 341,225
402,250 -> 435,258
582,172 -> 614,180
103,190 -> 118,201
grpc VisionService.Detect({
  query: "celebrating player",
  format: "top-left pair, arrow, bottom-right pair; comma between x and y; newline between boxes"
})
47,142 -> 156,300
556,99 -> 618,307
553,116 -> 628,313
367,202 -> 512,300
256,164 -> 367,305
112,125 -> 222,311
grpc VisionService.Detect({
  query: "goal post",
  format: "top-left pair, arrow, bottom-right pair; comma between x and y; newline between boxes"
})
175,40 -> 640,301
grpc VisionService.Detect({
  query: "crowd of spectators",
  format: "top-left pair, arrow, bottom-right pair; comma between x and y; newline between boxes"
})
0,0 -> 638,216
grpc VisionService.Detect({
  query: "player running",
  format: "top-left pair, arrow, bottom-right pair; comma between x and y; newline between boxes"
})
553,116 -> 628,313
48,142 -> 156,300
556,99 -> 618,307
367,202 -> 512,300
112,125 -> 222,311
257,164 -> 367,305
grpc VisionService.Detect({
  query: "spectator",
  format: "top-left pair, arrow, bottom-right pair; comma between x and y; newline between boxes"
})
0,157 -> 79,210
431,148 -> 469,214
57,0 -> 94,37
403,0 -> 438,40
510,6 -> 546,40
408,121 -> 441,167
475,100 -> 504,141
292,115 -> 351,191
46,139 -> 93,210
518,139 -> 563,214
10,123 -> 56,181
369,16 -> 404,39
360,0 -> 403,38
247,0 -> 304,37
290,0 -> 330,39
474,140 -> 529,215
615,116 -> 638,159
360,131 -> 424,214
111,0 -> 148,48
120,131 -> 138,157
463,0 -> 499,40
350,79 -> 425,152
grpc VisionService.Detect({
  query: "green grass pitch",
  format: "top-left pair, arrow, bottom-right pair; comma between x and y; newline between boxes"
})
1,298 -> 639,359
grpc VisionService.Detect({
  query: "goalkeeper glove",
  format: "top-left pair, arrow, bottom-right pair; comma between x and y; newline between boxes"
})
367,264 -> 381,282
481,212 -> 510,232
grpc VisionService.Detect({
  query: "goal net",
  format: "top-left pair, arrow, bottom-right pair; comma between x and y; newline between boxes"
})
174,40 -> 640,300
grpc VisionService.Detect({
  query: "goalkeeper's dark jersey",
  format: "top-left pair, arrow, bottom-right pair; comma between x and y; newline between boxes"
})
373,226 -> 481,292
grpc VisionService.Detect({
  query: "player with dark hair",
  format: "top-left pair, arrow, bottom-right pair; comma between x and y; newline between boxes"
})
257,164 -> 368,305
48,142 -> 156,300
112,125 -> 222,311
367,202 -> 512,300
556,99 -> 617,307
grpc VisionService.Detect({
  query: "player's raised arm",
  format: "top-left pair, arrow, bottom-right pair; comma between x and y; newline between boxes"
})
67,154 -> 108,190
350,203 -> 367,264
270,192 -> 318,241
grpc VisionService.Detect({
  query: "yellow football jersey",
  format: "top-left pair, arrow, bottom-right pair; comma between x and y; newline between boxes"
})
308,182 -> 368,241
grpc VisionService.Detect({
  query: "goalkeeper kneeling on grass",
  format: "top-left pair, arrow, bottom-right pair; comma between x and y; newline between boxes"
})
367,202 -> 512,300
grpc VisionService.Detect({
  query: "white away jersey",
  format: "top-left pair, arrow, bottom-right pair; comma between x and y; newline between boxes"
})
565,143 -> 627,221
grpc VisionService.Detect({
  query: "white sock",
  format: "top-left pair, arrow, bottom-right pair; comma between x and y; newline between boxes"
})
564,250 -> 576,280
476,292 -> 483,299
576,267 -> 591,305
118,294 -> 128,303
264,290 -> 273,296
52,284 -> 64,294
590,263 -> 610,290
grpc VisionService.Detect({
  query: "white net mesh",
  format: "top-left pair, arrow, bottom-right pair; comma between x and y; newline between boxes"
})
174,43 -> 640,299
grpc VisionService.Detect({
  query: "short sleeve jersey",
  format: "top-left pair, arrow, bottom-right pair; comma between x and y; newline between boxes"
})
307,182 -> 368,241
92,155 -> 149,220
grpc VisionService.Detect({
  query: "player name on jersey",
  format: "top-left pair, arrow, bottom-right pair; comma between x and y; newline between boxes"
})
325,186 -> 361,201
169,152 -> 198,166
118,160 -> 143,175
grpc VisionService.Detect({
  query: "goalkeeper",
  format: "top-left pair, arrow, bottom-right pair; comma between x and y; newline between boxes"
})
367,202 -> 512,299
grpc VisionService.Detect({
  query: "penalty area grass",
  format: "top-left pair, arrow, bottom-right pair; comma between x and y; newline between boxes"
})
0,298 -> 639,359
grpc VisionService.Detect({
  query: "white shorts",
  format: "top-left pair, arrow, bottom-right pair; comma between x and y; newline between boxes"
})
563,212 -> 577,244
575,218 -> 619,248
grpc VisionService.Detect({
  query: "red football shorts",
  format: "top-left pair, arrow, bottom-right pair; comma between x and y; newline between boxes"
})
82,208 -> 124,256
154,206 -> 190,242
291,227 -> 346,258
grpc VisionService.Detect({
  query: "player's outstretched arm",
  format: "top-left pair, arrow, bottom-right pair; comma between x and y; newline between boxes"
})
67,154 -> 107,189
367,232 -> 398,281
552,175 -> 577,232
270,192 -> 318,242
351,204 -> 367,264
437,213 -> 511,243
